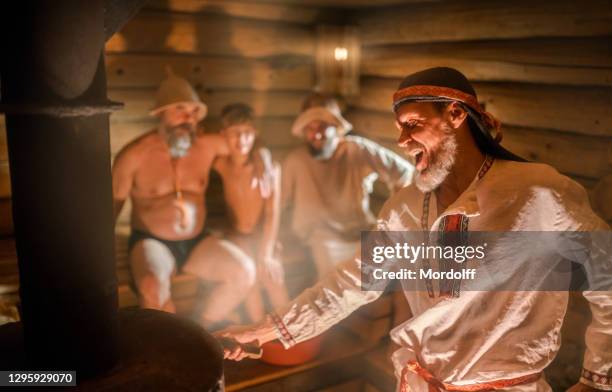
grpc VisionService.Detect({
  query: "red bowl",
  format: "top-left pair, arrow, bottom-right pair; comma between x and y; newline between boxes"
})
260,336 -> 323,366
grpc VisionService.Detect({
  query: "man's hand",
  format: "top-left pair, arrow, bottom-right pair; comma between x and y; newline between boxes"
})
214,325 -> 264,361
567,382 -> 607,392
214,321 -> 278,361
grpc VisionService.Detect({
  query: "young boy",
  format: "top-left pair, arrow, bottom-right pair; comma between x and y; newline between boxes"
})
183,103 -> 288,328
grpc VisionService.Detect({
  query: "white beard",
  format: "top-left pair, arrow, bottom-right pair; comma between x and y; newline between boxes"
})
160,123 -> 196,159
414,125 -> 458,193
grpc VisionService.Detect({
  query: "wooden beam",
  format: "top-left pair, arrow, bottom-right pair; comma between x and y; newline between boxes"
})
346,109 -> 612,180
105,11 -> 315,58
501,127 -> 612,180
106,54 -> 314,90
364,37 -> 612,68
109,88 -> 306,121
354,0 -> 612,45
352,77 -> 612,137
144,0 -> 324,24
362,39 -> 612,87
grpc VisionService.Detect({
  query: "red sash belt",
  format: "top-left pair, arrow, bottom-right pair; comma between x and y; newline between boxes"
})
400,360 -> 541,392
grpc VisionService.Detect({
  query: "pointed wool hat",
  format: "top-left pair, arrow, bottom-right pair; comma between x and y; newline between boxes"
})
150,67 -> 208,121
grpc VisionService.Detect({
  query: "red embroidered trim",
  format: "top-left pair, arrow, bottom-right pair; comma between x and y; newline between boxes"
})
393,85 -> 502,134
269,312 -> 296,346
581,368 -> 611,386
478,155 -> 495,179
421,192 -> 431,231
394,85 -> 481,112
400,360 -> 541,392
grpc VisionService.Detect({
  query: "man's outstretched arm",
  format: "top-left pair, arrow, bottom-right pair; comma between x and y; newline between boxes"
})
215,253 -> 386,360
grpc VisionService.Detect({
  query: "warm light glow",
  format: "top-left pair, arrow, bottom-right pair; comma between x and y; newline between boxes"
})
334,47 -> 348,61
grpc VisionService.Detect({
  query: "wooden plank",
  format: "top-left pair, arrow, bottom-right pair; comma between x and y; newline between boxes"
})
364,37 -> 612,69
499,127 -> 612,180
346,109 -> 612,180
362,39 -> 612,87
476,83 -> 612,138
352,77 -> 612,137
106,54 -> 314,90
145,0 -> 323,24
105,11 -> 315,58
354,0 -> 612,45
108,88 -> 306,122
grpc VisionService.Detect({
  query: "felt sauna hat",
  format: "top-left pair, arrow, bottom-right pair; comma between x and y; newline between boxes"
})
291,93 -> 352,138
392,67 -> 525,162
150,67 -> 208,121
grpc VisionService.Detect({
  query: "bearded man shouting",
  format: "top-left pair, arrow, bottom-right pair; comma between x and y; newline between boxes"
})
217,68 -> 611,392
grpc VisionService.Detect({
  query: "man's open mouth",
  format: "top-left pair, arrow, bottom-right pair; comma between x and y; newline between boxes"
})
409,148 -> 427,172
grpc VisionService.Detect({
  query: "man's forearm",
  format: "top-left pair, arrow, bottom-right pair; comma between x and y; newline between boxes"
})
256,316 -> 281,345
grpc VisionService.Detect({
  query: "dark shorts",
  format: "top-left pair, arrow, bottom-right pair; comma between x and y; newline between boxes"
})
128,229 -> 209,271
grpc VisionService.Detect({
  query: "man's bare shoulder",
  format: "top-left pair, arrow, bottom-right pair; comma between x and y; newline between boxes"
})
193,132 -> 228,152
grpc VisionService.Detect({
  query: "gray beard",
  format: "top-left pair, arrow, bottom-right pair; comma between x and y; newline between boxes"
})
161,123 -> 196,159
414,125 -> 458,193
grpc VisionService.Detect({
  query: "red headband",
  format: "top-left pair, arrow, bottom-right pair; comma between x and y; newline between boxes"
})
393,85 -> 502,140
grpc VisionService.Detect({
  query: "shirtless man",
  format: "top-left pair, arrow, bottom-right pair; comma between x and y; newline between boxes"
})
112,70 -> 231,312
183,103 -> 288,328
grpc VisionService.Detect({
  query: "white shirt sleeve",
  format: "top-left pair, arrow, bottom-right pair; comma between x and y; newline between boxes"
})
271,253 -> 386,348
551,176 -> 612,389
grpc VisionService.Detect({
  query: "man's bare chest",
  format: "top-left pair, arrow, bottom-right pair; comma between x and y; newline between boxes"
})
133,151 -> 214,197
